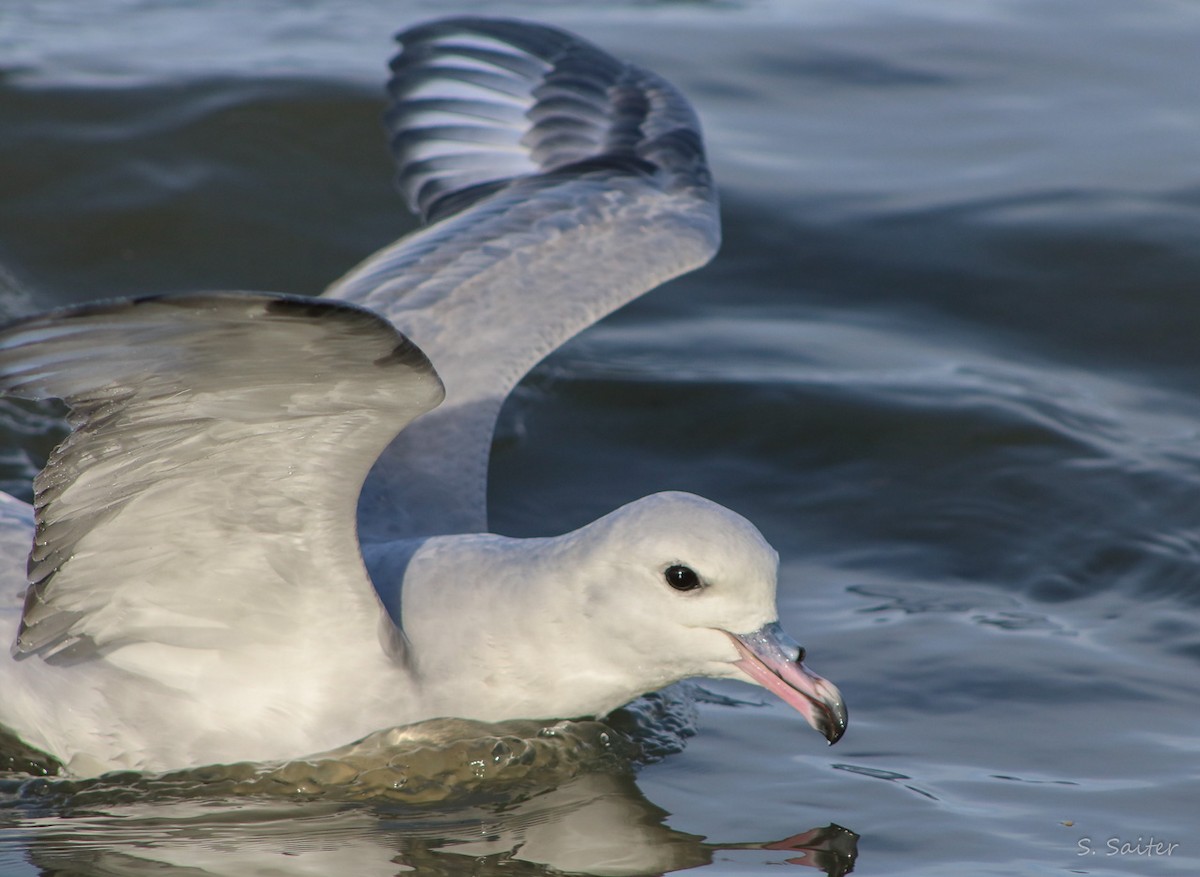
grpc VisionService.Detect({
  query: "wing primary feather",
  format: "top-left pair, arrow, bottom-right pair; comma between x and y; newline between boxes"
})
324,17 -> 719,541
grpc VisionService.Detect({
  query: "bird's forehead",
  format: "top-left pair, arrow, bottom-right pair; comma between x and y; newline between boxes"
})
606,500 -> 777,578
668,500 -> 772,554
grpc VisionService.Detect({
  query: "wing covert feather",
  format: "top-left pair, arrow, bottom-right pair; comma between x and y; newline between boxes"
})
0,293 -> 444,661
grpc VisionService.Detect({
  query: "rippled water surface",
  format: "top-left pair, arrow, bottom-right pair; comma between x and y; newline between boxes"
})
2,1 -> 1199,874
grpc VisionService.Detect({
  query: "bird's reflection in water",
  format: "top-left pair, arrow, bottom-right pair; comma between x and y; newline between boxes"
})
2,708 -> 856,876
4,771 -> 856,877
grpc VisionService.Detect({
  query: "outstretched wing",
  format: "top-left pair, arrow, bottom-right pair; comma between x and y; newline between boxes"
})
324,17 -> 720,540
0,293 -> 443,662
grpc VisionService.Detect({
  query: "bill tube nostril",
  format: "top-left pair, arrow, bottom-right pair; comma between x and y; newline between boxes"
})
727,622 -> 847,745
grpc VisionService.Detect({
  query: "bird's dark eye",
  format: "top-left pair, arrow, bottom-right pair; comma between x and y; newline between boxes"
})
664,564 -> 702,592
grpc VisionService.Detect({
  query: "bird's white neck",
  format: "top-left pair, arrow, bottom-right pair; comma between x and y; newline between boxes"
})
396,531 -> 667,724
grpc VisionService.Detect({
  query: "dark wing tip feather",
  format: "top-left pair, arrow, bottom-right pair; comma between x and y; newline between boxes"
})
385,16 -> 712,224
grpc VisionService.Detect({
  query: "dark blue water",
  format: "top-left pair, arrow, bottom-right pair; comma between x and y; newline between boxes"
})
1,1 -> 1198,874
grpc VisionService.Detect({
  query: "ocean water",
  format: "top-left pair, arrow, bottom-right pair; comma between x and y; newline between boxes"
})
1,1 -> 1199,874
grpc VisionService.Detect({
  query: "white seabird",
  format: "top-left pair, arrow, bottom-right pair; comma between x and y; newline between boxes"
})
0,17 -> 846,777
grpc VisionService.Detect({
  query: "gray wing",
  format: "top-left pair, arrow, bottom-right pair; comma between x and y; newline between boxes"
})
0,293 -> 443,662
324,16 -> 719,540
